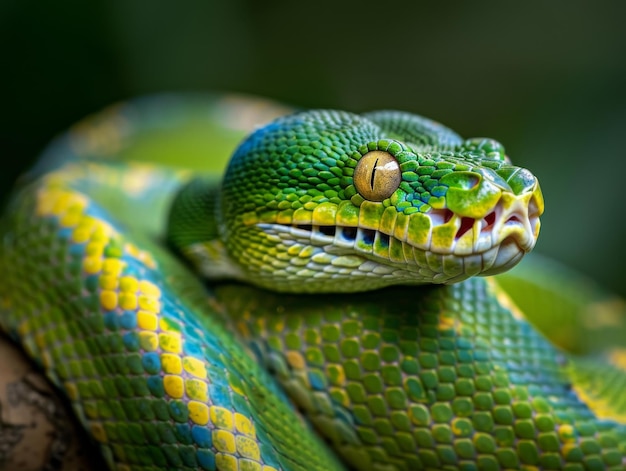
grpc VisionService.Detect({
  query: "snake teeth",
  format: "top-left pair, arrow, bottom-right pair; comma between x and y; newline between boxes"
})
257,184 -> 542,287
260,222 -> 506,286
288,224 -> 376,248
446,191 -> 541,259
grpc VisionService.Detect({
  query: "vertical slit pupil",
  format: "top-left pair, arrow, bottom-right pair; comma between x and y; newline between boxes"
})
370,158 -> 379,189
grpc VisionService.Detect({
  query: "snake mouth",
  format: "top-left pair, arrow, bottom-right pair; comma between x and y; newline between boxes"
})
428,190 -> 542,256
257,189 -> 542,284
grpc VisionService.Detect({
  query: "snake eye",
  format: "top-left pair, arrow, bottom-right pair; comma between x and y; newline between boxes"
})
353,151 -> 401,201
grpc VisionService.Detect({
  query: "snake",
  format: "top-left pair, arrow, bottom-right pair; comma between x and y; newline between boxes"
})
1,93 -> 625,471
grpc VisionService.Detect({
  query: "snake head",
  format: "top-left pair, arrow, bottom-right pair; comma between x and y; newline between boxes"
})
191,110 -> 543,293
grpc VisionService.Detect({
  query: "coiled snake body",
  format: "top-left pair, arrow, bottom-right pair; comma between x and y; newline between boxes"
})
1,95 -> 625,470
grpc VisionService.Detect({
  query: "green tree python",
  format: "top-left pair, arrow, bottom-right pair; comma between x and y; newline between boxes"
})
1,94 -> 625,470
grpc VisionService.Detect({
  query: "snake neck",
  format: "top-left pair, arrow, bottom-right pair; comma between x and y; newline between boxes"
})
167,176 -> 245,281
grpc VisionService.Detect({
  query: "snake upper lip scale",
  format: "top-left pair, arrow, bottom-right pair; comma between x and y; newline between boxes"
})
276,186 -> 542,258
253,180 -> 544,287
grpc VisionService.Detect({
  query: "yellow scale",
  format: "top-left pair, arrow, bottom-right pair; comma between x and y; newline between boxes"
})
30,174 -> 279,471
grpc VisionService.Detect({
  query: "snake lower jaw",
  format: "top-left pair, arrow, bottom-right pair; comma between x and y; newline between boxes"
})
477,236 -> 528,277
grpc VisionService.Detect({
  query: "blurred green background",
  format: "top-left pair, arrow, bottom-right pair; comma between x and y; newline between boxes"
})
1,1 -> 625,295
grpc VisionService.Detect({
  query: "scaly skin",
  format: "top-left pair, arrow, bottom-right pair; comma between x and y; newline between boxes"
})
0,162 -> 343,471
170,109 -> 543,292
0,95 -> 625,471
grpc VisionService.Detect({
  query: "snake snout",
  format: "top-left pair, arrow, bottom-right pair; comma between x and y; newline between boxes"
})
498,183 -> 543,249
479,183 -> 544,276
